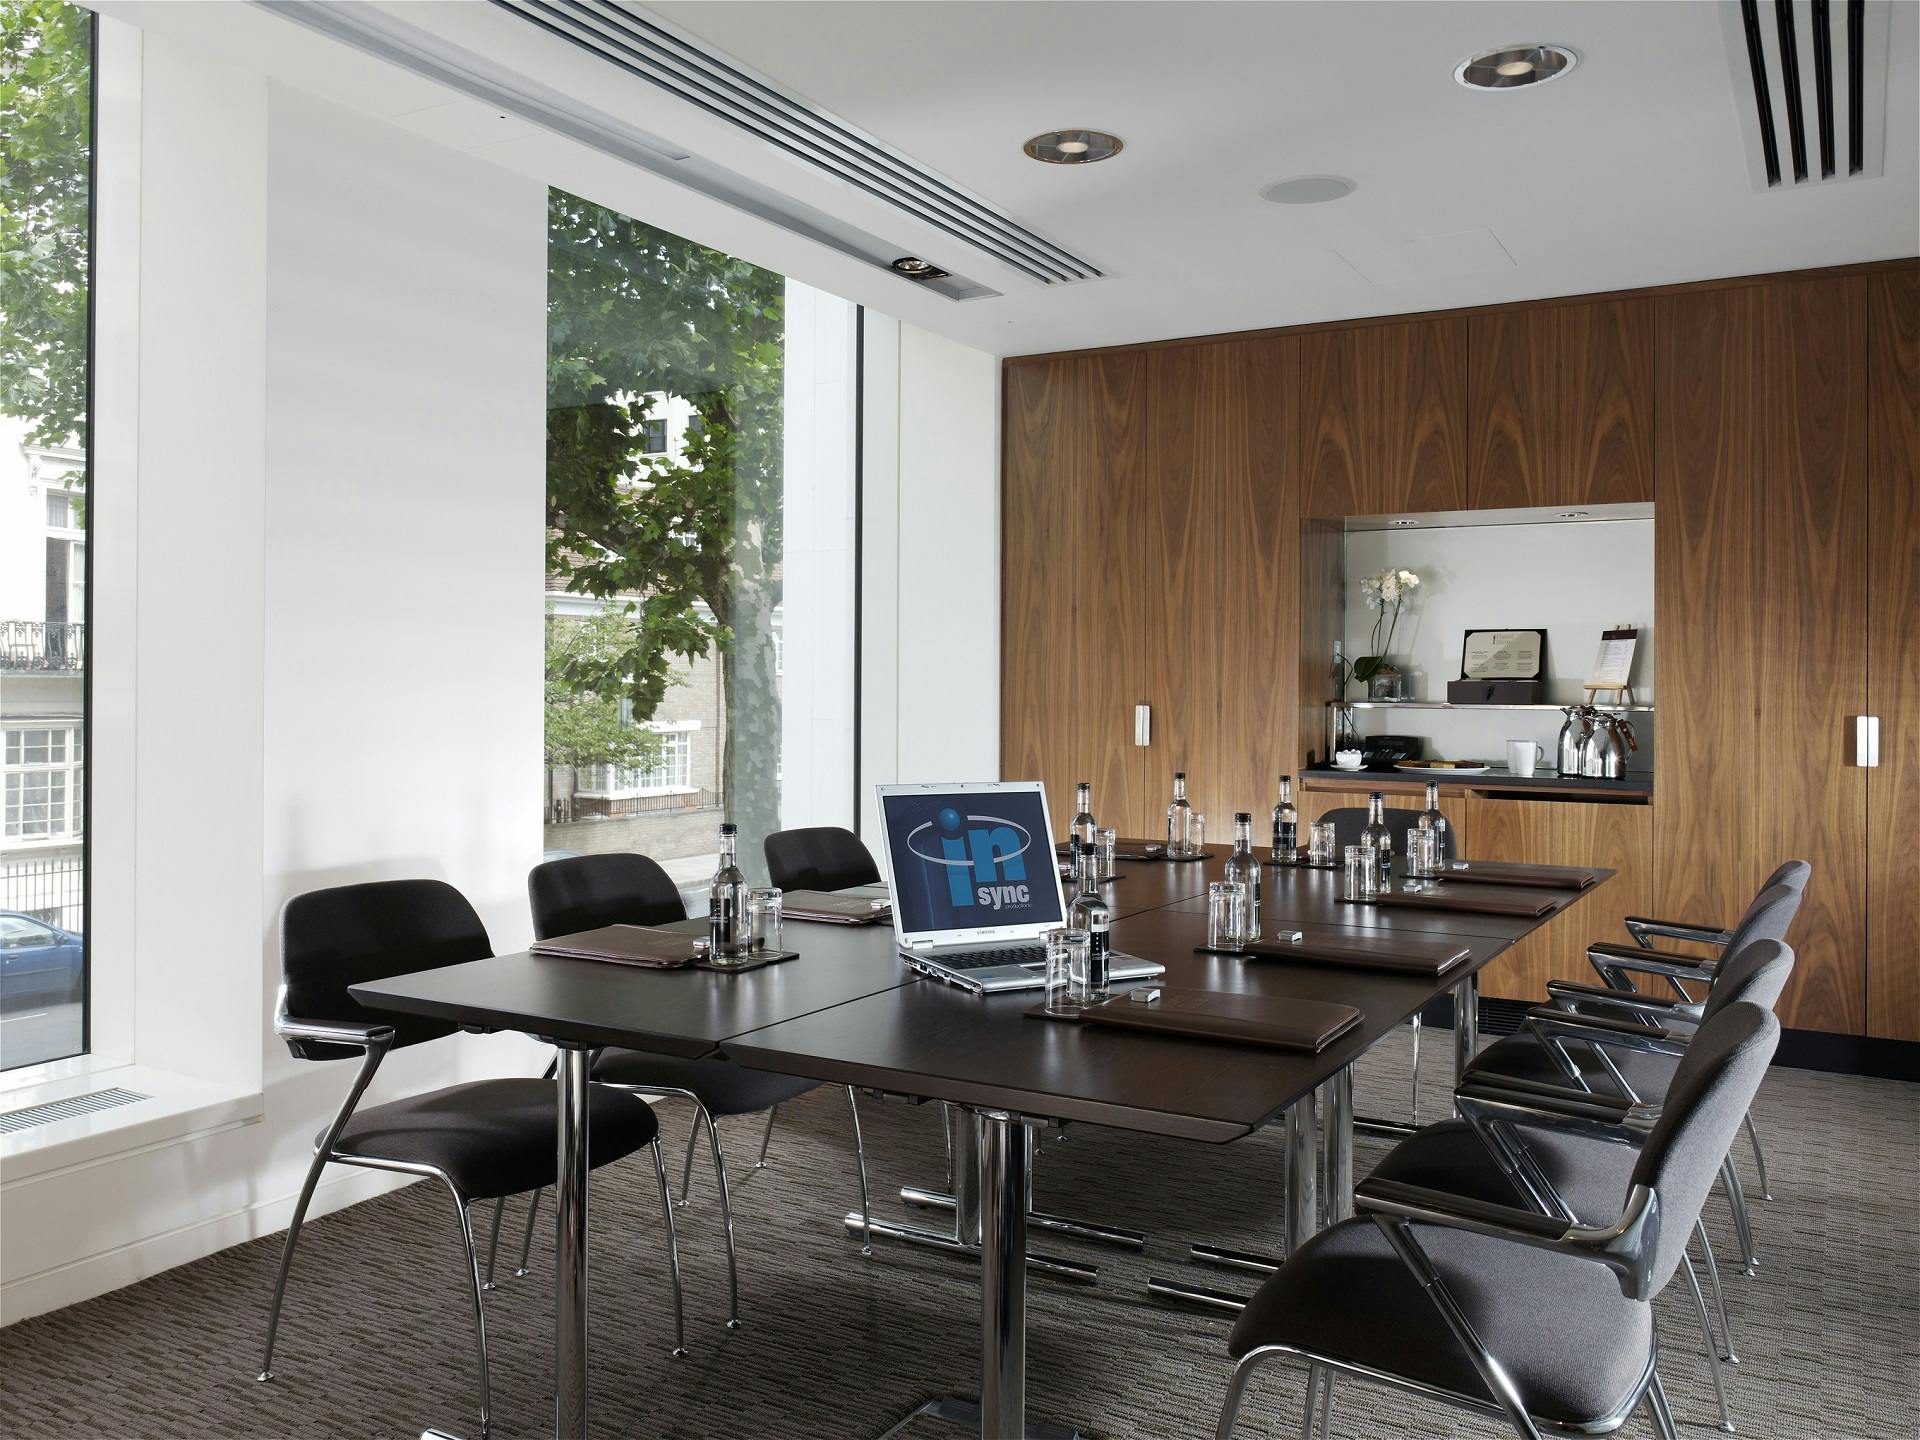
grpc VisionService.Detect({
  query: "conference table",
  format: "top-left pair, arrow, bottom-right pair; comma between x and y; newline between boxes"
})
354,845 -> 1609,1440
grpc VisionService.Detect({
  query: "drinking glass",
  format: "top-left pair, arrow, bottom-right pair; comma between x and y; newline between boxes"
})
1044,927 -> 1090,1012
1402,829 -> 1433,889
1344,844 -> 1382,900
1191,813 -> 1206,855
748,887 -> 783,951
1207,881 -> 1248,950
1309,821 -> 1337,865
1098,827 -> 1118,879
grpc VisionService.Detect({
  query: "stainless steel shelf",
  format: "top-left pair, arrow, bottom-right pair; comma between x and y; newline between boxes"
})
1332,700 -> 1656,713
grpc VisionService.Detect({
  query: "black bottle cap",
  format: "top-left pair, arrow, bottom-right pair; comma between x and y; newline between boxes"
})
1235,811 -> 1252,823
1077,780 -> 1090,790
719,822 -> 738,835
1174,771 -> 1186,780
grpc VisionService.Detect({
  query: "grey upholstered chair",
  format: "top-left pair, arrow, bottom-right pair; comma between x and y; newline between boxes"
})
1320,804 -> 1463,1125
520,853 -> 875,1329
1370,937 -> 1797,1434
1215,1001 -> 1781,1440
1462,881 -> 1801,1274
259,879 -> 682,1439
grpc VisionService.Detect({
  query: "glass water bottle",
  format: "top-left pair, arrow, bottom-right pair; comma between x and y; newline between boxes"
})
1067,852 -> 1112,1000
709,822 -> 750,959
1166,771 -> 1196,857
1226,812 -> 1262,941
1070,781 -> 1097,856
1271,774 -> 1297,861
1418,781 -> 1449,866
1361,792 -> 1394,888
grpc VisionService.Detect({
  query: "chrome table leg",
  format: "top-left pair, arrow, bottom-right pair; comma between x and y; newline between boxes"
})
980,1109 -> 1026,1437
1322,1065 -> 1355,1225
555,1045 -> 592,1440
898,1188 -> 1147,1251
1284,1092 -> 1318,1255
1452,972 -> 1480,1114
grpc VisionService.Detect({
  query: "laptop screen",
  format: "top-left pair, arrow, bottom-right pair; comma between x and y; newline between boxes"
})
880,787 -> 1064,937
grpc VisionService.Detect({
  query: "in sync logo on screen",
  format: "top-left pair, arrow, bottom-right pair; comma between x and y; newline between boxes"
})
906,807 -> 1032,911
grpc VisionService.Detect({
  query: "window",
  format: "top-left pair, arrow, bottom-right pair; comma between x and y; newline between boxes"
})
1,0 -> 92,1069
543,191 -> 857,883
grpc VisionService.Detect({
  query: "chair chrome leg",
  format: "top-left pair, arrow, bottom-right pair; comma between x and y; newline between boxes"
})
1742,1110 -> 1773,1201
1682,1253 -> 1736,1432
514,1189 -> 542,1278
704,1109 -> 743,1328
1298,1363 -> 1322,1440
1210,1349 -> 1272,1440
481,1197 -> 506,1291
1646,1370 -> 1679,1440
648,1139 -> 688,1357
256,1145 -> 331,1382
1317,1366 -> 1335,1437
755,1105 -> 779,1169
1408,1012 -> 1422,1127
1696,1218 -> 1740,1364
678,1106 -> 705,1207
847,1086 -> 875,1258
1720,1154 -> 1759,1274
452,1196 -> 494,1440
942,1103 -> 956,1195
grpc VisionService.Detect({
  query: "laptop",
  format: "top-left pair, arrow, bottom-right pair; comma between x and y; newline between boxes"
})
874,781 -> 1167,993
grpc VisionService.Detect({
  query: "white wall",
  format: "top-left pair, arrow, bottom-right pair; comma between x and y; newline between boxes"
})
1341,517 -> 1655,769
2,45 -> 549,1323
857,316 -> 1001,840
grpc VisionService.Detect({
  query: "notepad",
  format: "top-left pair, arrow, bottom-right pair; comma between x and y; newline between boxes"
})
1030,987 -> 1361,1053
1239,933 -> 1473,977
1439,861 -> 1600,891
779,891 -> 894,924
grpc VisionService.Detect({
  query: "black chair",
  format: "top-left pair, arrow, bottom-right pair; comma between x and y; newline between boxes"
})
525,853 -> 874,1327
258,879 -> 683,1438
1214,1001 -> 1781,1440
763,825 -> 882,892
1320,803 -> 1462,1125
1377,937 -> 1796,1433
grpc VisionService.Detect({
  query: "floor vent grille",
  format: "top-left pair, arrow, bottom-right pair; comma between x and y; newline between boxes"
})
490,0 -> 1100,286
0,1087 -> 149,1135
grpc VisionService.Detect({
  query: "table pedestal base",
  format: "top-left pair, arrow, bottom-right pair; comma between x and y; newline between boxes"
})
876,1396 -> 1086,1440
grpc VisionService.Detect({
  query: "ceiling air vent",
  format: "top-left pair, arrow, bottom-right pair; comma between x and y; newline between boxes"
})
1722,0 -> 1892,189
0,1087 -> 149,1135
488,1 -> 1101,286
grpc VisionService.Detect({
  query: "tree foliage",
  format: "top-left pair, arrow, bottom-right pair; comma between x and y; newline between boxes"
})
545,190 -> 784,846
544,607 -> 666,774
0,0 -> 90,457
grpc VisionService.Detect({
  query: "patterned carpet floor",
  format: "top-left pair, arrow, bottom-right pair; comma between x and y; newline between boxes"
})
2,1030 -> 1915,1439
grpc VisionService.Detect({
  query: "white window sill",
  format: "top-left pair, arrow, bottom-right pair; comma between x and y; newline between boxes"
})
0,1062 -> 262,1184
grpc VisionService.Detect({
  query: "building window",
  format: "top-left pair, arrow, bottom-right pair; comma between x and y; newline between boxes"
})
640,416 -> 667,454
1,0 -> 92,1069
578,727 -> 695,797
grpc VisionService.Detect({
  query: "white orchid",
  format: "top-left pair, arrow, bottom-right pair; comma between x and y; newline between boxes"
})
1354,566 -> 1421,680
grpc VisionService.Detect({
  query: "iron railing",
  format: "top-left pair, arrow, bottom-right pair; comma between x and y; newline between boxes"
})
1,852 -> 85,931
0,621 -> 85,672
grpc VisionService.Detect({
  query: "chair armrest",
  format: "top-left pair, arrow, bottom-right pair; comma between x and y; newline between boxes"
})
1455,1074 -> 1644,1123
1546,979 -> 1705,1026
1525,1006 -> 1692,1060
1358,1177 -> 1660,1300
1623,915 -> 1734,950
1454,1086 -> 1655,1146
274,1015 -> 396,1050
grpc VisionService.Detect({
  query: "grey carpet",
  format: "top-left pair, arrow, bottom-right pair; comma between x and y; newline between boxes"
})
2,1031 -> 1915,1439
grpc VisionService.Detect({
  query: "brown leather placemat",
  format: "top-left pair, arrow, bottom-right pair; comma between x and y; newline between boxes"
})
1338,886 -> 1557,918
532,924 -> 797,971
1239,933 -> 1473,977
1438,861 -> 1600,891
780,890 -> 893,924
1029,987 -> 1361,1052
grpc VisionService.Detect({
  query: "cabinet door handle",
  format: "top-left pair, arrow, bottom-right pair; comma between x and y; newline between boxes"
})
1134,703 -> 1151,748
1852,715 -> 1880,768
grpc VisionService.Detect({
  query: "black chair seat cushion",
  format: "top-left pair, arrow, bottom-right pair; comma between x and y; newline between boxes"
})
1367,1120 -> 1638,1226
1463,1028 -> 1680,1103
328,1079 -> 659,1203
1228,1217 -> 1653,1430
592,1048 -> 821,1117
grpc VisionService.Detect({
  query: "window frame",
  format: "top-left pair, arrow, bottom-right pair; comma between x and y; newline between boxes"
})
575,720 -> 699,798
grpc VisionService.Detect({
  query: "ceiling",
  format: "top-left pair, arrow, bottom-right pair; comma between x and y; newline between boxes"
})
105,1 -> 1919,358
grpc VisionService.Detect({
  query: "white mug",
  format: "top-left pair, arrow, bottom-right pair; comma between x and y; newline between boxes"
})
1507,740 -> 1542,777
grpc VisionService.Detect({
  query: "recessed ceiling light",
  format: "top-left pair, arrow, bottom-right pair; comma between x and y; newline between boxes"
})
1024,129 -> 1124,165
889,256 -> 950,280
1455,44 -> 1577,90
1260,175 -> 1356,206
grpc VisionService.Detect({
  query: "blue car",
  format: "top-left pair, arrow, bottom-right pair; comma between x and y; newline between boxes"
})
0,912 -> 85,1010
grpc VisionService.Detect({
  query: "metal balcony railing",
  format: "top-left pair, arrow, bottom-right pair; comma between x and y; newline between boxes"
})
0,621 -> 85,672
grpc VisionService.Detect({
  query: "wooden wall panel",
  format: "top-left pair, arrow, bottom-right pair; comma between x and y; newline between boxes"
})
1561,299 -> 1656,505
1300,329 -> 1371,517
1001,360 -> 1085,818
1867,271 -> 1919,1040
1380,317 -> 1470,513
1755,278 -> 1868,1034
1468,308 -> 1558,509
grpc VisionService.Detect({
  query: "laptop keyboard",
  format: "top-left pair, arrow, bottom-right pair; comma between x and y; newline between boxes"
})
942,944 -> 1048,970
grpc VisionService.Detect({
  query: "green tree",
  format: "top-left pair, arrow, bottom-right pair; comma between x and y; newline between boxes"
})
545,190 -> 784,852
0,0 -> 91,463
544,607 -> 666,814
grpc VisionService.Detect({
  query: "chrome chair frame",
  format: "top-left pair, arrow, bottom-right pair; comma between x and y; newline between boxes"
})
1213,1180 -> 1672,1440
256,1014 -> 687,1439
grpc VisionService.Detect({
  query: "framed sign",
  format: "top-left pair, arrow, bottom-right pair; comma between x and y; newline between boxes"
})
1587,627 -> 1639,689
1460,629 -> 1546,681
